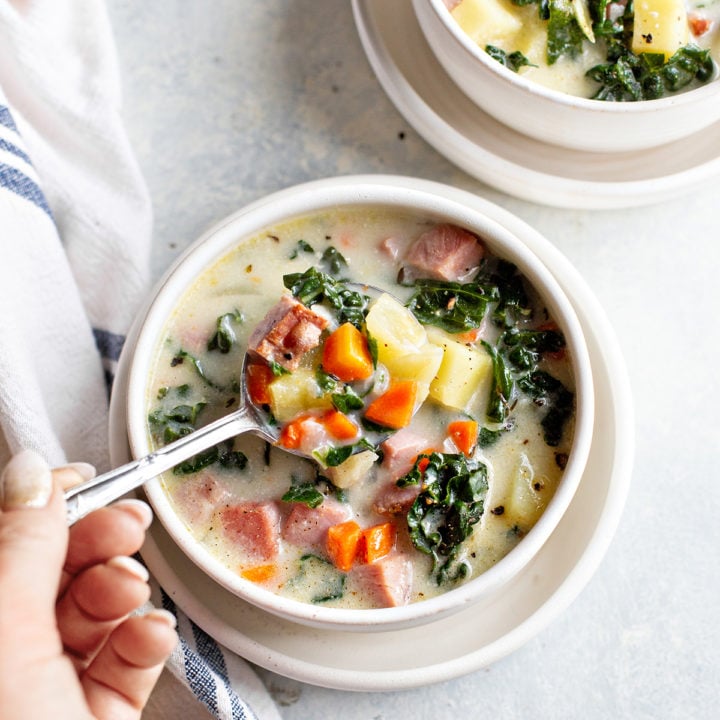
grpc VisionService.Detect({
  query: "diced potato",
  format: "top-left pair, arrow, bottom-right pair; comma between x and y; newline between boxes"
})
366,293 -> 426,353
268,368 -> 331,422
427,328 -> 492,411
504,454 -> 545,527
364,294 -> 443,398
326,450 -> 378,489
632,0 -> 689,60
452,0 -> 522,46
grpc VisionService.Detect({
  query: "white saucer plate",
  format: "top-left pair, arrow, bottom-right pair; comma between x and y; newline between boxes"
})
351,0 -> 720,209
110,190 -> 634,692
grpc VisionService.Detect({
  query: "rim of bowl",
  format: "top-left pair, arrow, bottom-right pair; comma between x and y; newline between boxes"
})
126,174 -> 595,631
425,0 -> 720,115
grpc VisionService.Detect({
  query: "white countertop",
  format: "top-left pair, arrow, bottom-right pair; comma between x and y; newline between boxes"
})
107,2 -> 720,718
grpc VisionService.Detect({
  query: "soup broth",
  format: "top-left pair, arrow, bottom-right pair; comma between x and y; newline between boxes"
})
145,207 -> 577,609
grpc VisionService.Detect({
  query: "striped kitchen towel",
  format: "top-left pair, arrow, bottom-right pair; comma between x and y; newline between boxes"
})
0,2 -> 278,719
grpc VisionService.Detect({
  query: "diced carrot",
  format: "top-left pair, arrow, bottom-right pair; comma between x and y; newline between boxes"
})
358,522 -> 396,564
448,419 -> 478,457
241,564 -> 276,583
364,380 -> 418,429
246,362 -> 274,405
278,416 -> 307,449
322,322 -> 374,382
321,409 -> 358,440
417,455 -> 431,474
326,519 -> 362,571
456,327 -> 483,344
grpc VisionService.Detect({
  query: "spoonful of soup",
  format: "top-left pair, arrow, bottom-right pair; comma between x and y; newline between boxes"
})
64,274 -> 422,525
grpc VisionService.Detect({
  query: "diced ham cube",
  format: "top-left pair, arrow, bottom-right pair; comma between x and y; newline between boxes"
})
373,481 -> 421,517
220,501 -> 281,560
172,473 -> 231,532
248,295 -> 328,371
401,224 -> 483,283
282,497 -> 351,547
381,427 -> 432,479
352,554 -> 413,607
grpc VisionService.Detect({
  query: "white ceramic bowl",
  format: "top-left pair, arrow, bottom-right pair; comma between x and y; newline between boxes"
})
125,175 -> 594,632
413,0 -> 720,153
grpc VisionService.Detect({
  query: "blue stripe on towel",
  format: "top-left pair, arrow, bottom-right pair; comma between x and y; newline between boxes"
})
92,327 -> 125,362
159,588 -> 256,720
0,162 -> 53,218
191,623 -> 251,720
0,105 -> 18,132
0,137 -> 31,165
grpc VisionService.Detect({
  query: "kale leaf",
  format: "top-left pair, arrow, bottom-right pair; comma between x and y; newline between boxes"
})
400,452 -> 488,585
207,309 -> 244,353
405,279 -> 497,333
281,480 -> 325,508
485,45 -> 536,72
283,266 -> 370,327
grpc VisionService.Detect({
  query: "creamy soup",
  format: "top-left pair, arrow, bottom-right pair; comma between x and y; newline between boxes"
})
448,0 -> 720,100
145,208 -> 577,609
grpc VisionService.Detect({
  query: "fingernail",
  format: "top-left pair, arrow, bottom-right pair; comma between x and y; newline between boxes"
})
1,450 -> 53,510
111,498 -> 153,529
53,462 -> 97,490
107,555 -> 150,582
57,462 -> 96,482
144,608 -> 178,629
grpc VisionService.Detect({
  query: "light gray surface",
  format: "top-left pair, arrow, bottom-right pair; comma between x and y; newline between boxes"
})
107,2 -> 719,718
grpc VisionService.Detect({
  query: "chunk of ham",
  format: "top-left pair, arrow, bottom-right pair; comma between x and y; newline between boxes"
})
373,481 -> 421,517
248,295 -> 328,371
401,224 -> 483,283
282,497 -> 351,547
172,473 -> 231,532
352,554 -> 413,607
380,427 -> 432,479
220,501 -> 281,560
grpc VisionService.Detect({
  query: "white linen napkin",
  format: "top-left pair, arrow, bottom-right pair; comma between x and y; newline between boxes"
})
0,2 -> 279,718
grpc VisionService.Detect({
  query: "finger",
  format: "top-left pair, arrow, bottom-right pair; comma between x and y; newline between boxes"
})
0,451 -> 67,658
82,610 -> 178,719
53,462 -> 96,491
61,499 -> 153,595
57,556 -> 151,666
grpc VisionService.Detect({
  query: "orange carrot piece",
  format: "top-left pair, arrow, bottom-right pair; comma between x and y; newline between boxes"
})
326,520 -> 362,571
278,416 -> 307,449
358,522 -> 396,564
448,419 -> 478,457
322,322 -> 374,382
321,409 -> 359,440
246,362 -> 274,405
241,564 -> 276,583
364,380 -> 418,429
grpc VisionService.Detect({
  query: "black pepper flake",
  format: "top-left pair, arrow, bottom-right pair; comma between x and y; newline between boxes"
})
398,131 -> 406,140
642,33 -> 653,44
491,505 -> 505,515
268,234 -> 280,243
533,481 -> 544,492
170,355 -> 183,367
225,397 -> 237,408
555,452 -> 569,470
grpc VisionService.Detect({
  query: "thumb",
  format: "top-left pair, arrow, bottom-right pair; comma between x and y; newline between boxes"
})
0,450 -> 68,655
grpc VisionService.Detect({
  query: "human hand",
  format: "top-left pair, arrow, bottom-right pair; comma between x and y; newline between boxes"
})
0,450 -> 178,720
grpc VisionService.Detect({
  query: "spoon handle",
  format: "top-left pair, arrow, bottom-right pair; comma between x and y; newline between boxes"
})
64,406 -> 268,525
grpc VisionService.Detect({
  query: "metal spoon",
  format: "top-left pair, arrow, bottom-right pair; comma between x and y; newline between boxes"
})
64,354 -> 280,525
64,283 -> 393,525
